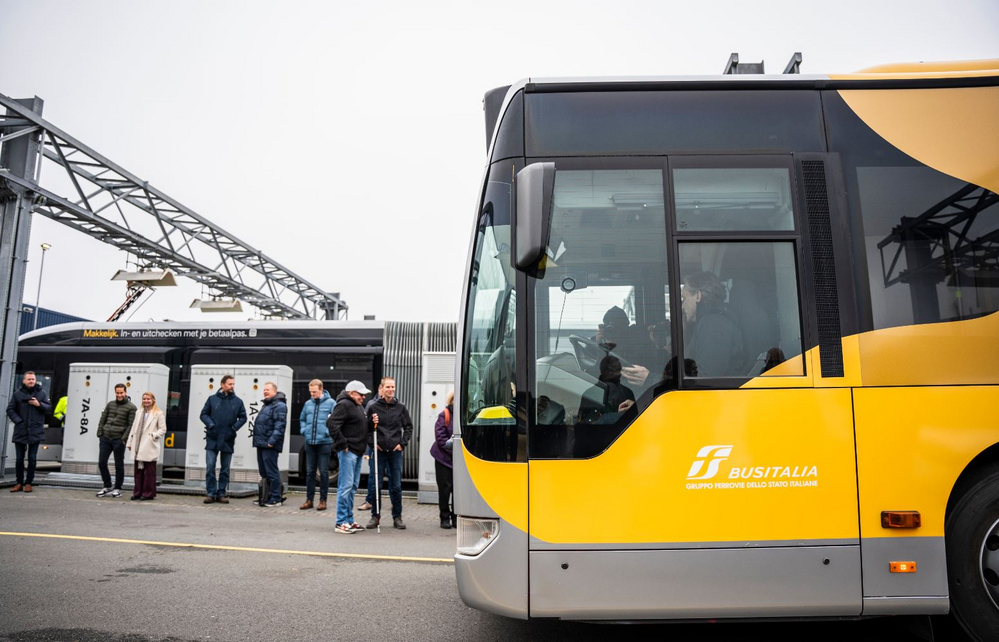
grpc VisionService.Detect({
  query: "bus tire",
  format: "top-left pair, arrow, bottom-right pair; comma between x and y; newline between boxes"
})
946,467 -> 999,642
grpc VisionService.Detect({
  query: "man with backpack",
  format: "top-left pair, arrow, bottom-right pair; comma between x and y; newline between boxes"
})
254,381 -> 287,507
430,390 -> 456,529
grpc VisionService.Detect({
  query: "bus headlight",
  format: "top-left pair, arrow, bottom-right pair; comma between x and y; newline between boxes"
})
456,517 -> 499,556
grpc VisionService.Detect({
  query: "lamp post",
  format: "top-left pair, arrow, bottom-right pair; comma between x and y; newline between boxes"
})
33,243 -> 51,330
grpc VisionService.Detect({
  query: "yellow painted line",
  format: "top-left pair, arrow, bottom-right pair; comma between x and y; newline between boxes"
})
0,531 -> 454,564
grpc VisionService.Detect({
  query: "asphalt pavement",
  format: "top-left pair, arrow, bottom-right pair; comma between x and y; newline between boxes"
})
0,486 -> 956,641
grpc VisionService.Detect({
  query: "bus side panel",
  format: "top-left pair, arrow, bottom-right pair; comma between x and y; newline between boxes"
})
530,546 -> 860,620
854,386 -> 999,606
528,389 -> 858,546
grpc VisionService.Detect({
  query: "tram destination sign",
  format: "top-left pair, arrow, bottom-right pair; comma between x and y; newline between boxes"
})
24,324 -> 383,349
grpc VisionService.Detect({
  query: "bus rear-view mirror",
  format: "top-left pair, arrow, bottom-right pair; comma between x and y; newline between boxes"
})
514,162 -> 556,271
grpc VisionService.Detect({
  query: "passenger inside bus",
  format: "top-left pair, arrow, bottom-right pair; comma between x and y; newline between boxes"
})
680,271 -> 746,377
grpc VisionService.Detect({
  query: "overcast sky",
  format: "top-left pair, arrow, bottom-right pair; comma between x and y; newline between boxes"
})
2,0 -> 997,325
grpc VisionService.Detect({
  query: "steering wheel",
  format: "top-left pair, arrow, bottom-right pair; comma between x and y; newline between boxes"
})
567,335 -> 635,374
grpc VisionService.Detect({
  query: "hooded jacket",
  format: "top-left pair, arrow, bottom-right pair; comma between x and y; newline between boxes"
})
98,397 -> 137,441
6,382 -> 52,444
253,392 -> 287,451
200,389 -> 247,453
328,390 -> 369,456
299,390 -> 335,446
366,396 -> 413,452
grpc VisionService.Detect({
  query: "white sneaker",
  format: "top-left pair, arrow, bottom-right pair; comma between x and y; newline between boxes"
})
335,523 -> 357,534
111,489 -> 121,498
96,488 -> 112,497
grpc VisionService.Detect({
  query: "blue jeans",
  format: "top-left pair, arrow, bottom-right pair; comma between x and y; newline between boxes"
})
304,443 -> 332,502
371,449 -> 403,519
205,449 -> 233,498
257,447 -> 281,503
336,449 -> 364,525
14,442 -> 39,485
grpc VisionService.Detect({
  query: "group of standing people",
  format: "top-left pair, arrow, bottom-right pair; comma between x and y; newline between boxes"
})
6,371 -> 457,534
300,376 -> 417,534
95,382 -> 168,500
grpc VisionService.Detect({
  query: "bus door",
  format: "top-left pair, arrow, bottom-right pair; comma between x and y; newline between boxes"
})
524,156 -> 863,619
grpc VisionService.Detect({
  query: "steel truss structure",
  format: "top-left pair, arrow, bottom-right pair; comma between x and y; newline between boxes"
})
879,183 -> 999,288
0,93 -> 346,320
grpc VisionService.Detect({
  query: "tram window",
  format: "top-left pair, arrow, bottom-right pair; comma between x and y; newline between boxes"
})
531,168 -> 670,459
674,167 -> 795,232
678,242 -> 804,379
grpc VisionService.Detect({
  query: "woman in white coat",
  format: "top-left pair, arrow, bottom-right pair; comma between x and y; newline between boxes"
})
126,391 -> 167,500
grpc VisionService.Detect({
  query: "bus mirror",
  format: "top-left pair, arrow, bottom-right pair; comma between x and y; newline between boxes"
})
514,162 -> 556,271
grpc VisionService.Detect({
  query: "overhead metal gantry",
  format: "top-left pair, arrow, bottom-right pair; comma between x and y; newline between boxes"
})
878,182 -> 999,323
0,92 -> 347,320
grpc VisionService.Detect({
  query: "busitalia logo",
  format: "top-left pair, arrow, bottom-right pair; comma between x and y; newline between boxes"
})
686,445 -> 733,480
685,444 -> 821,491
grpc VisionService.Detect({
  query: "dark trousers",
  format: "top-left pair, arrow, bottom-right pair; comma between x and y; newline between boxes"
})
304,443 -> 332,502
435,460 -> 454,523
205,449 -> 233,498
98,436 -> 126,489
256,448 -> 281,503
133,460 -> 158,499
371,449 -> 403,519
14,442 -> 39,485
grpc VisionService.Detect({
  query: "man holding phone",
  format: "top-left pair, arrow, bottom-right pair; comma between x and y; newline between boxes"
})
6,372 -> 52,493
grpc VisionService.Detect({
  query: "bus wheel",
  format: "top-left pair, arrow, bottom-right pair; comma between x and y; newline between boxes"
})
946,467 -> 999,642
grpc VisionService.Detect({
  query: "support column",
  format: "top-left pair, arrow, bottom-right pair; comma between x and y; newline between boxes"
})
0,96 -> 44,479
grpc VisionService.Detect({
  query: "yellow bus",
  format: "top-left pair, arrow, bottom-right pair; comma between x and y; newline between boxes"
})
452,59 -> 999,641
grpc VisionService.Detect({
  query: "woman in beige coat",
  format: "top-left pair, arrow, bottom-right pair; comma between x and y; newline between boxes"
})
126,391 -> 167,500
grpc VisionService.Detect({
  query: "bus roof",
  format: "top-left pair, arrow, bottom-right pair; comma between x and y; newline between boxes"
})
521,59 -> 999,90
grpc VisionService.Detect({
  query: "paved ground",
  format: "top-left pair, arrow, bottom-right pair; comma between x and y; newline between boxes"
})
0,487 -> 960,641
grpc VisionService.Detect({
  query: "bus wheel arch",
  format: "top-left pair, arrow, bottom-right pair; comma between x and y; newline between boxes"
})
944,450 -> 999,642
946,444 -> 999,519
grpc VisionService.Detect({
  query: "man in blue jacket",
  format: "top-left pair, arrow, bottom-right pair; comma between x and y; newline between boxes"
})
299,379 -> 336,511
6,372 -> 52,493
254,381 -> 287,507
199,374 -> 247,504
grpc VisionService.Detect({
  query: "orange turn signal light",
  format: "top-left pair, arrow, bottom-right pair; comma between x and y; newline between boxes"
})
890,561 -> 917,573
881,511 -> 921,529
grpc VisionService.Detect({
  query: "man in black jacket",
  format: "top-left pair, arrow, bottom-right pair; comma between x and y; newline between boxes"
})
365,377 -> 413,530
199,374 -> 247,504
6,372 -> 52,493
96,383 -> 137,498
328,380 -> 372,533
